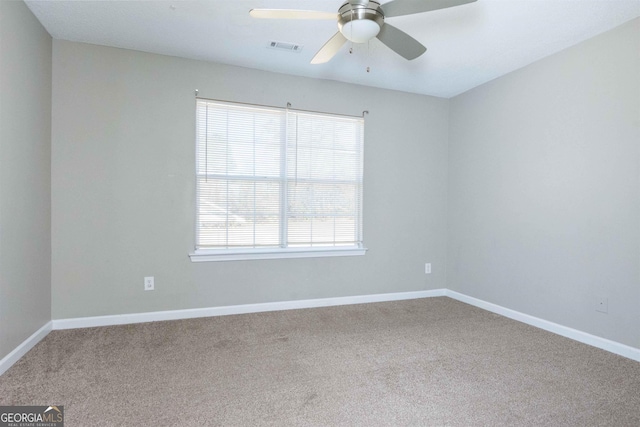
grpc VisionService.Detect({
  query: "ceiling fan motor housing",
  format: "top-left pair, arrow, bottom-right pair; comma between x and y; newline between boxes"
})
338,1 -> 384,43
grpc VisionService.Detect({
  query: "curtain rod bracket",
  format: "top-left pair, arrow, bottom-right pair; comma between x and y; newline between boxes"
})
195,89 -> 199,97
362,110 -> 369,117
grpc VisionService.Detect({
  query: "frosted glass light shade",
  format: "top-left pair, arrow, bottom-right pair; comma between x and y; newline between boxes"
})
341,19 -> 381,43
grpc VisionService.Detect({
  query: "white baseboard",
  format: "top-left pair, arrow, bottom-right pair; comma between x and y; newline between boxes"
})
52,289 -> 447,330
4,288 -> 637,378
445,290 -> 640,363
0,321 -> 52,377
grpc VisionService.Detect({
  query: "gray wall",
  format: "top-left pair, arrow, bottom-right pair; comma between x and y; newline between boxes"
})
51,40 -> 449,319
448,18 -> 639,348
0,1 -> 52,360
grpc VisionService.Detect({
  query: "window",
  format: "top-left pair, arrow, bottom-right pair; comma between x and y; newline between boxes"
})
190,99 -> 366,261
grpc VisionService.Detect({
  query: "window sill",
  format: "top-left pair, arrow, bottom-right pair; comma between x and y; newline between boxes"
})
189,246 -> 367,262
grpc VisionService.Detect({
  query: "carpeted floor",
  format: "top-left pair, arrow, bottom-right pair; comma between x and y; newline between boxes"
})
1,297 -> 639,426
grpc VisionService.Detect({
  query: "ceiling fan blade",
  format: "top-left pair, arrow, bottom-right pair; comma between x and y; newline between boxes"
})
249,9 -> 338,20
310,32 -> 348,64
381,0 -> 477,18
376,23 -> 426,60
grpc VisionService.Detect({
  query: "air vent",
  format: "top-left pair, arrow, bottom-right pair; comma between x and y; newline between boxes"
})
267,41 -> 303,52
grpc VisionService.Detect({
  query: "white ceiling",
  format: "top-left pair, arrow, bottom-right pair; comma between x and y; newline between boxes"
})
25,0 -> 640,98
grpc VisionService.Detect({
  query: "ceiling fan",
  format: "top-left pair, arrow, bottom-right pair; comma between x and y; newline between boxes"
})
250,0 -> 477,64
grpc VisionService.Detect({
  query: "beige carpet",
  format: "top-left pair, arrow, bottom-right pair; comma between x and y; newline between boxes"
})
1,297 -> 639,426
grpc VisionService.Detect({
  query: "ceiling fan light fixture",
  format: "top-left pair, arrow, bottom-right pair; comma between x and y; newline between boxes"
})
251,0 -> 477,63
337,1 -> 384,44
340,19 -> 381,43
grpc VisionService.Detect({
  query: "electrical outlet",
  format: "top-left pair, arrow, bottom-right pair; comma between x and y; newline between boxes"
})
144,276 -> 154,291
595,297 -> 608,313
425,263 -> 431,274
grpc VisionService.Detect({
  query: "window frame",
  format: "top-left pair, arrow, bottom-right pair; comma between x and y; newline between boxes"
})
189,99 -> 367,262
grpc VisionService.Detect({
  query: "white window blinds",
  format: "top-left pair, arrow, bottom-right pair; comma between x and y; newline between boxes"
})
195,99 -> 364,251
